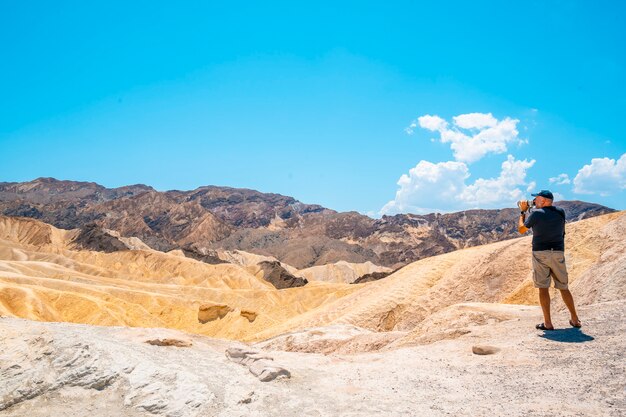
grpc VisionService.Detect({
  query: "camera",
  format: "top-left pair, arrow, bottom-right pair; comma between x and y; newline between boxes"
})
517,199 -> 536,212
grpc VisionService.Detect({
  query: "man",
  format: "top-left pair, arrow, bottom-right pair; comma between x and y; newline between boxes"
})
518,190 -> 582,330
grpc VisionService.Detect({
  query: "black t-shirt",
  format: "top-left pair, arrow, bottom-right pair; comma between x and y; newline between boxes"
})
523,206 -> 566,251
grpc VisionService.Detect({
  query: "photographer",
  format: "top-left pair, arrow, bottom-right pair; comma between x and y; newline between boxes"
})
518,190 -> 582,330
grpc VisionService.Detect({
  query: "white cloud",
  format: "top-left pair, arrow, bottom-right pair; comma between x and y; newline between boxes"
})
526,181 -> 536,192
404,121 -> 418,135
380,160 -> 469,215
573,153 -> 626,196
417,115 -> 448,132
453,113 -> 498,129
457,155 -> 536,207
380,155 -> 536,215
549,173 -> 570,185
406,112 -> 523,163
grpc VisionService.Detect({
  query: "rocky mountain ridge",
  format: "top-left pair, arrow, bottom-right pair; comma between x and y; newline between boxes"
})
0,177 -> 615,268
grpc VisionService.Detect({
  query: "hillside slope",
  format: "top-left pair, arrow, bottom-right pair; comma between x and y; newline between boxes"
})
1,211 -> 624,345
250,211 -> 626,342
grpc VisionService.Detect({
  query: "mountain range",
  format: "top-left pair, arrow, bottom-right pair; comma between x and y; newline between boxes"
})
0,177 -> 615,269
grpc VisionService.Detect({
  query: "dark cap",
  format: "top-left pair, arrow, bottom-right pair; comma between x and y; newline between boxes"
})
531,190 -> 554,200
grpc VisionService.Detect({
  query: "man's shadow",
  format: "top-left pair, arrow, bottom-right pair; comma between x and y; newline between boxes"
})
538,328 -> 594,343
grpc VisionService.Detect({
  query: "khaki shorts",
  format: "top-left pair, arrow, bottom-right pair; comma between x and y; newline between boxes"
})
532,250 -> 569,289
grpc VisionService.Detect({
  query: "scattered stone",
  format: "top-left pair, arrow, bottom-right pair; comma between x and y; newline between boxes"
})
238,391 -> 255,404
248,360 -> 291,382
225,347 -> 256,361
145,338 -> 192,347
226,348 -> 272,365
240,310 -> 257,322
198,304 -> 233,323
225,347 -> 291,382
472,345 -> 500,355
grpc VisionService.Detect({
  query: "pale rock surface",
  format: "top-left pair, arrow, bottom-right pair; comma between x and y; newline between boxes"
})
297,260 -> 392,284
253,323 -> 405,354
1,299 -> 624,416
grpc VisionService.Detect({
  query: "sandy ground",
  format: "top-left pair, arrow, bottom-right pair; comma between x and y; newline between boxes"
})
1,299 -> 624,417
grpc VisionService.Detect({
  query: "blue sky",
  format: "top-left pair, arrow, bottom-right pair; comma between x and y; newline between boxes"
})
1,1 -> 625,215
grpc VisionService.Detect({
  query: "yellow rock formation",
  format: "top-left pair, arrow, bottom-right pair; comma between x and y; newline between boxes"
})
0,216 -> 359,340
1,211 -> 624,344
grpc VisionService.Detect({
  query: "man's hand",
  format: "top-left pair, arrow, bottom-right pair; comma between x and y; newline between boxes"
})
518,200 -> 529,212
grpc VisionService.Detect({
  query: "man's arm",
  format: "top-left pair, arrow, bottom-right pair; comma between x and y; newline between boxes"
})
518,212 -> 529,234
518,201 -> 530,234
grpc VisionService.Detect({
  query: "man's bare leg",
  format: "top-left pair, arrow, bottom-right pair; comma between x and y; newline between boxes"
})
539,288 -> 554,329
559,289 -> 581,326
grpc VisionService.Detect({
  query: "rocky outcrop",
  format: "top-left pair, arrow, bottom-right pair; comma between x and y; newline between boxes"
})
256,261 -> 308,289
352,270 -> 395,284
180,247 -> 228,265
69,223 -> 132,252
